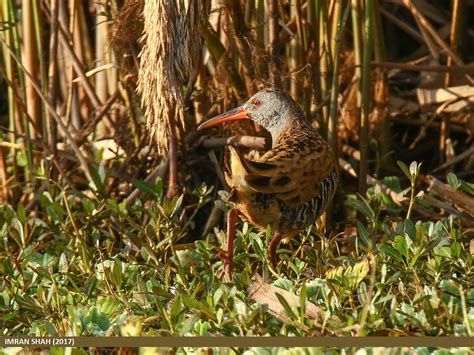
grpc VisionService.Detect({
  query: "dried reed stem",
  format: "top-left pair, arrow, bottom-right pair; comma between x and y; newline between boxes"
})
359,0 -> 374,195
137,0 -> 202,155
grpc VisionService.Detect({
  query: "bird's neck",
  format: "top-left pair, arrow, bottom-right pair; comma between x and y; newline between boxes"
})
268,122 -> 290,147
269,117 -> 308,147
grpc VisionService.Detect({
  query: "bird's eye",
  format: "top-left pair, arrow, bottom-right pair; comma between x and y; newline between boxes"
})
252,99 -> 260,107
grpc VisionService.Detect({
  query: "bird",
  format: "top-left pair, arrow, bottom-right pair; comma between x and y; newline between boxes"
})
198,88 -> 338,279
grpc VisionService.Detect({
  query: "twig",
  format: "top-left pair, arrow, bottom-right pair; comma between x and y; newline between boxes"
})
380,7 -> 425,43
390,117 -> 466,134
223,0 -> 257,95
125,158 -> 170,206
342,144 -> 361,161
444,0 -> 461,88
431,146 -> 474,173
0,38 -> 96,188
267,0 -> 281,87
208,150 -> 227,187
199,135 -> 267,150
359,0 -> 374,194
55,20 -> 114,129
374,61 -> 474,73
422,194 -> 474,226
76,90 -> 121,147
422,175 -> 474,217
400,0 -> 473,84
46,0 -> 59,158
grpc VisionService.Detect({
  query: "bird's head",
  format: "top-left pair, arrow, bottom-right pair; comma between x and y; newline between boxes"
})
198,88 -> 304,143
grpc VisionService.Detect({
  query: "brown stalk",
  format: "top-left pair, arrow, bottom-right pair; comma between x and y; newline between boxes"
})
0,148 -> 8,202
1,39 -> 96,188
329,0 -> 342,64
223,0 -> 256,95
22,1 -> 42,139
46,0 -> 59,174
400,0 -> 472,83
307,0 -> 322,120
318,0 -> 330,133
379,7 -> 425,44
200,22 -> 246,98
422,194 -> 474,226
431,146 -> 474,174
167,126 -> 178,199
440,0 -> 461,163
245,0 -> 255,25
359,0 -> 374,195
294,0 -> 307,52
76,90 -> 121,147
267,0 -> 282,88
289,0 -> 303,100
422,175 -> 474,217
94,1 -> 110,136
374,61 -> 474,73
56,21 -> 115,125
391,117 -> 466,134
71,2 -> 89,130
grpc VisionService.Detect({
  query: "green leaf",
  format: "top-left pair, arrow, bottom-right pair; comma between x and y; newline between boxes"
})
171,194 -> 184,218
351,199 -> 375,220
182,294 -> 214,319
82,198 -> 96,215
250,233 -> 264,258
299,283 -> 307,320
393,235 -> 409,261
460,180 -> 474,196
273,278 -> 293,292
83,307 -> 110,331
47,203 -> 65,222
382,176 -> 402,193
87,164 -> 104,192
434,246 -> 452,258
213,287 -> 224,306
110,261 -> 123,288
379,245 -> 403,262
357,221 -> 373,249
9,217 -> 24,247
404,219 -> 416,241
447,173 -> 461,190
17,203 -> 26,224
154,177 -> 163,199
397,161 -> 411,180
132,179 -> 159,197
170,296 -> 184,325
275,292 -> 297,319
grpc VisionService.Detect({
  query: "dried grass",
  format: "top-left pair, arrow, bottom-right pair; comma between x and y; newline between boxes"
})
137,0 -> 202,154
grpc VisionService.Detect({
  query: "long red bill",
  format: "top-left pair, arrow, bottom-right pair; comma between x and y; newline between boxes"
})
197,106 -> 250,130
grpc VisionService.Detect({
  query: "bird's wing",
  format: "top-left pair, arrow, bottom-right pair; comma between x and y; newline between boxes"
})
233,140 -> 336,209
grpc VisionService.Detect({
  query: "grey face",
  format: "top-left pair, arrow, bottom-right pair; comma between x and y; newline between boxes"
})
242,88 -> 303,142
197,87 -> 306,145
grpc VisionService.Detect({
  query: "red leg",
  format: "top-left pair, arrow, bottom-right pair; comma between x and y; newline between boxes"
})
224,208 -> 238,281
268,232 -> 282,269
